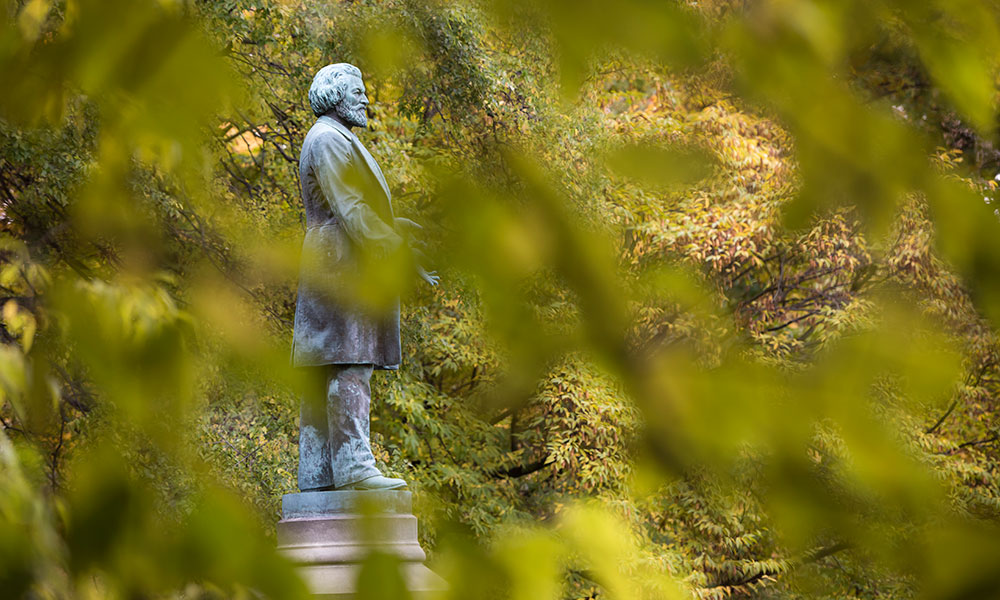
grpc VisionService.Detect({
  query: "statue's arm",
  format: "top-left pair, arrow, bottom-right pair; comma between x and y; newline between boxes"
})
314,134 -> 403,257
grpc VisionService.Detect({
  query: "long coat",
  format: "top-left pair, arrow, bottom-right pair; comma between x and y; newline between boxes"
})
292,115 -> 402,369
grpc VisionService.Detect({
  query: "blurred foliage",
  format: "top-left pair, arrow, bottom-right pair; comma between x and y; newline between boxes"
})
3,0 -> 1000,599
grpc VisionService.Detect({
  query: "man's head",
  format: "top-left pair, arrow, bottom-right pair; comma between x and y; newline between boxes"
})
309,63 -> 368,128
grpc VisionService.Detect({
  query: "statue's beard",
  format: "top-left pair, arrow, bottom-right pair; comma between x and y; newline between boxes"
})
336,101 -> 367,128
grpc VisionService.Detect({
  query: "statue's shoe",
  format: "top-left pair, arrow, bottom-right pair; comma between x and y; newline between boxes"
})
341,475 -> 407,491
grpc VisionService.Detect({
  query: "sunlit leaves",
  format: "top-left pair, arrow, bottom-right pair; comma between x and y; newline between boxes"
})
605,142 -> 717,192
53,279 -> 194,442
15,0 -> 51,42
5,0 -> 1000,598
60,446 -> 308,599
489,0 -> 706,99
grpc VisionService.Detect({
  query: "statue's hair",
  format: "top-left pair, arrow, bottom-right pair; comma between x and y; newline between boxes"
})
308,63 -> 363,116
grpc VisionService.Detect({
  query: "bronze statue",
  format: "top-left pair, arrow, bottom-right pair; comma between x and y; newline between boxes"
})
292,63 -> 437,491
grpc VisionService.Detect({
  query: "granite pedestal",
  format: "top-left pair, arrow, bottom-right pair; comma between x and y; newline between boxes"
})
278,490 -> 445,598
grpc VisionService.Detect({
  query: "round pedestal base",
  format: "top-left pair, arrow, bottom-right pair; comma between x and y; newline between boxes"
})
277,490 -> 446,598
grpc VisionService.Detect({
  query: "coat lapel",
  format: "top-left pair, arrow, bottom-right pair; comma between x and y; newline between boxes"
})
320,116 -> 392,205
353,138 -> 392,203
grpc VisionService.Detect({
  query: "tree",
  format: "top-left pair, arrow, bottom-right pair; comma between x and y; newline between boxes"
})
3,1 -> 1000,599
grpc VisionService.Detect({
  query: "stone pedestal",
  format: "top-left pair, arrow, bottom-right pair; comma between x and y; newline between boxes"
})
277,490 -> 446,598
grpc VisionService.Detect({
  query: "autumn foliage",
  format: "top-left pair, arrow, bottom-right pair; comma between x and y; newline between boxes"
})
3,1 -> 1000,599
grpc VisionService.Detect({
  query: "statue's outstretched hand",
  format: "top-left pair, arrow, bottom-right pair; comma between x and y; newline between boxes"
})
417,264 -> 440,286
400,217 -> 437,285
398,217 -> 428,250
395,217 -> 423,232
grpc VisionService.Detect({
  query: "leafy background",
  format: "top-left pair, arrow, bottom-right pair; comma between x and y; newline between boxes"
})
2,0 -> 1000,598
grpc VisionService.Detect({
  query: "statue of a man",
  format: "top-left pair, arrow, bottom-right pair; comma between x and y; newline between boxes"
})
292,63 -> 438,492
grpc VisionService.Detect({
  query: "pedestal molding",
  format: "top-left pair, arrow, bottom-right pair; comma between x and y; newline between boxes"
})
277,490 -> 445,597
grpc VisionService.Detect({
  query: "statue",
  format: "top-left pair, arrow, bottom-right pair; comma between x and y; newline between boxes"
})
292,63 -> 438,492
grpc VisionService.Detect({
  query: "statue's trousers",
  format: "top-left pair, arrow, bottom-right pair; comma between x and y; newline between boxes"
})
298,364 -> 381,490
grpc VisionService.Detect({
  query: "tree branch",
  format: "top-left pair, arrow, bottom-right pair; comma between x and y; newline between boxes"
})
925,399 -> 957,435
489,457 -> 553,479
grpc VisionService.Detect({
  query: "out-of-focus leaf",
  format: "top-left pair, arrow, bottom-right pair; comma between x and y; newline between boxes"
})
496,529 -> 563,600
606,142 -> 716,191
356,552 -> 413,600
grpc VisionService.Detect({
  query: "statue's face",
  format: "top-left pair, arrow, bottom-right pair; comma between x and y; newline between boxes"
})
335,74 -> 368,128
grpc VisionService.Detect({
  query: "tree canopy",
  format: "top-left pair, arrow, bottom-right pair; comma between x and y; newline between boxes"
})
3,1 -> 1000,599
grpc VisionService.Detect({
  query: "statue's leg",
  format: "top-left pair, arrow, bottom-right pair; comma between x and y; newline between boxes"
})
328,364 -> 381,488
298,366 -> 334,491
